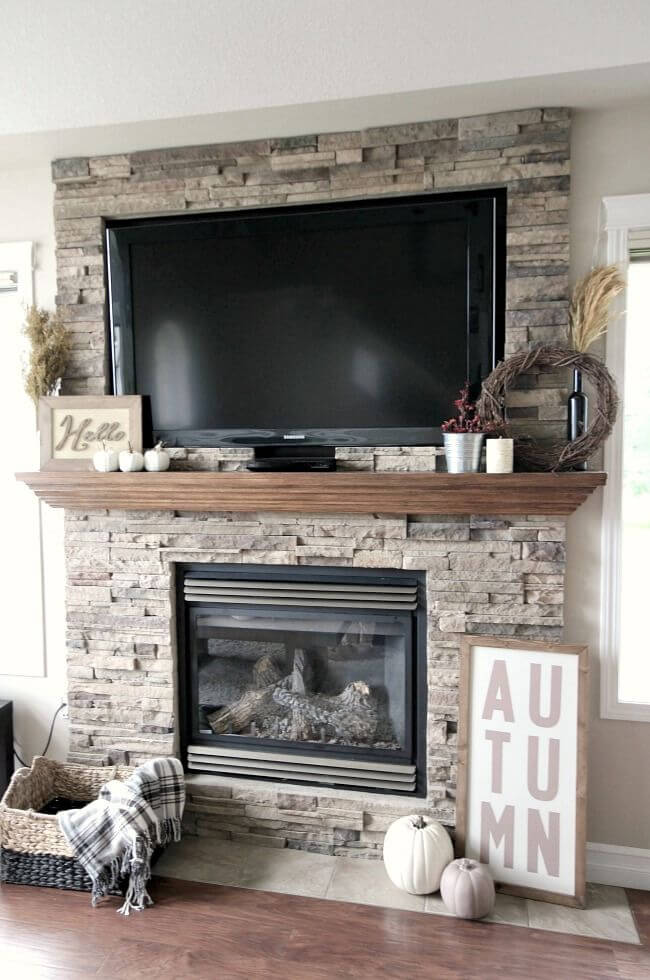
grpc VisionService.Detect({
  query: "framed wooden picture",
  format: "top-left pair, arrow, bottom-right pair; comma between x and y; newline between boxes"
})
456,636 -> 588,907
38,396 -> 143,470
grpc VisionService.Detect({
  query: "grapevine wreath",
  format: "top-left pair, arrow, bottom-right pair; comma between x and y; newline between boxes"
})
477,344 -> 619,472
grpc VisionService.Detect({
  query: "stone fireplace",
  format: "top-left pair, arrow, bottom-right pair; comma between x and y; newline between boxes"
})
52,105 -> 572,855
64,506 -> 565,856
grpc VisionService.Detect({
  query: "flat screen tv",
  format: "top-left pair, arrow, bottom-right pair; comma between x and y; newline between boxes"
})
107,190 -> 505,463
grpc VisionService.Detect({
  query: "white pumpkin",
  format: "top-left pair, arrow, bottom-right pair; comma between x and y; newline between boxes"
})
93,443 -> 119,472
440,858 -> 495,919
383,815 -> 453,895
144,441 -> 170,472
119,444 -> 144,472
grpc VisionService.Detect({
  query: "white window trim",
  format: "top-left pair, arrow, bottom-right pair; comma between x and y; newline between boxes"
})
600,194 -> 650,721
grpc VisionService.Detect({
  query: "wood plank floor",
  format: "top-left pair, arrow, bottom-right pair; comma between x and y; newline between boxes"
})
0,876 -> 648,979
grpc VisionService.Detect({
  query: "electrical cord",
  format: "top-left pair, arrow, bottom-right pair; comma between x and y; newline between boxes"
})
13,701 -> 66,768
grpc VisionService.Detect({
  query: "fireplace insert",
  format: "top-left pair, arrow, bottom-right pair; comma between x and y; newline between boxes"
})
177,564 -> 427,795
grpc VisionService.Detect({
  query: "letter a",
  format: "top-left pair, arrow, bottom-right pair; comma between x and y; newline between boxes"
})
482,659 -> 514,722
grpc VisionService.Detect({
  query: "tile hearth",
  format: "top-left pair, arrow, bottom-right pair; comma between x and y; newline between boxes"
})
154,837 -> 641,945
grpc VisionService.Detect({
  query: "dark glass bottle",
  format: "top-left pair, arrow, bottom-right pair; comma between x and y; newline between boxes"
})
567,368 -> 588,469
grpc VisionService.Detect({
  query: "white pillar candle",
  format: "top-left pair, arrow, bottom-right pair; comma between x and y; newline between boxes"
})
486,437 -> 514,474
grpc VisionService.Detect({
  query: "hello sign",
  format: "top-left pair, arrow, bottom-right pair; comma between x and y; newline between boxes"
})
39,396 -> 143,470
456,637 -> 588,907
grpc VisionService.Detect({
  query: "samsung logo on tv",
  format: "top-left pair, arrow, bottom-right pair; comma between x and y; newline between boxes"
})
283,433 -> 306,440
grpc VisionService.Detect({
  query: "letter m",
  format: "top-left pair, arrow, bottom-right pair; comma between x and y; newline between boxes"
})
480,802 -> 515,868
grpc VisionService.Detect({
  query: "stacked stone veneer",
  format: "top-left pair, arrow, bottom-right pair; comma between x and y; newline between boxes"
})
53,106 -> 571,442
166,445 -> 446,473
56,106 -> 571,855
65,508 -> 566,856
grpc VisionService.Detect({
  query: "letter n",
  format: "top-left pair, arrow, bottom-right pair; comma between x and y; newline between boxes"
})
527,809 -> 560,877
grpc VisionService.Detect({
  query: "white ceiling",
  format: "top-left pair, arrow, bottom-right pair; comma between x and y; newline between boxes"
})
2,0 -> 650,167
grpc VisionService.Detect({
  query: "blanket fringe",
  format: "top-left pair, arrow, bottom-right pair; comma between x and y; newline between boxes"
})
117,836 -> 154,916
89,823 -> 181,912
91,857 -> 123,906
158,816 -> 182,846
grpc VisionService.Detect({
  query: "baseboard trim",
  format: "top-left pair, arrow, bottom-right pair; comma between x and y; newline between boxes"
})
587,842 -> 650,889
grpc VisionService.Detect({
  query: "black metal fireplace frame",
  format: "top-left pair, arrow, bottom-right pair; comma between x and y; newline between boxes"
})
186,603 -> 415,762
176,562 -> 428,796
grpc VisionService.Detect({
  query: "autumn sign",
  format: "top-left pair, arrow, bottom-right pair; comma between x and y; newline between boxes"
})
457,637 -> 588,906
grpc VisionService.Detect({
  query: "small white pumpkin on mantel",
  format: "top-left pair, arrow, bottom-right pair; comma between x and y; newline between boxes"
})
92,442 -> 119,473
143,441 -> 170,472
118,443 -> 144,472
383,814 -> 453,895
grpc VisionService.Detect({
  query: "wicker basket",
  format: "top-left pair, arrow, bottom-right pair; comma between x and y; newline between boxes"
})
0,756 -> 134,892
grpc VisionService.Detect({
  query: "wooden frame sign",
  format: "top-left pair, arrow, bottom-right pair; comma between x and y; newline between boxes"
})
39,396 -> 143,470
456,636 -> 588,907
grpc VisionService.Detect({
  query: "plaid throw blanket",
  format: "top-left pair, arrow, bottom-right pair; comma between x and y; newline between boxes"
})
58,757 -> 185,915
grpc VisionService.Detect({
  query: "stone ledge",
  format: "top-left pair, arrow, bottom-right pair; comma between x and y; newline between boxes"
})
182,772 -> 452,856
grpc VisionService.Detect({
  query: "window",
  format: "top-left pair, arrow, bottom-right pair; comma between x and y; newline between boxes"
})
618,257 -> 650,704
0,242 -> 46,677
600,196 -> 650,720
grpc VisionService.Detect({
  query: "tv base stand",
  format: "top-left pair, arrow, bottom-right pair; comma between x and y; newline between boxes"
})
247,446 -> 336,472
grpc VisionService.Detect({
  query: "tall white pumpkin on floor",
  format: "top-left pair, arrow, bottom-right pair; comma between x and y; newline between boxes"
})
383,815 -> 453,895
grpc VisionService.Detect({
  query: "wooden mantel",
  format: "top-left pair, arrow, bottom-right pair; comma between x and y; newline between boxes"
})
16,470 -> 606,516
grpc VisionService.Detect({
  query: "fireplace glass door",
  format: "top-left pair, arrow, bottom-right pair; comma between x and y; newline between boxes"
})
189,606 -> 412,758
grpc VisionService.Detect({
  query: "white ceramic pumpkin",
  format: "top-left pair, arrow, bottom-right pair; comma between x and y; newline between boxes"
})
93,444 -> 119,472
144,441 -> 170,472
118,444 -> 144,472
383,815 -> 453,895
440,858 -> 495,919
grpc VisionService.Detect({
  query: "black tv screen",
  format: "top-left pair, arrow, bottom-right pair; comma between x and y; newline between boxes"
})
107,190 -> 504,447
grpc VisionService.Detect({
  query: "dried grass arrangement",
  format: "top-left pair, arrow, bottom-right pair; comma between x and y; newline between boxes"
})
23,305 -> 71,409
569,264 -> 625,353
478,345 -> 619,471
478,264 -> 625,471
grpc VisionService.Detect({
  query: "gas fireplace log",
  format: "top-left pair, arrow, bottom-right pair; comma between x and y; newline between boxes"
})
209,648 -> 314,735
207,651 -> 378,742
207,675 -> 291,734
272,680 -> 379,743
291,648 -> 318,694
253,655 -> 283,689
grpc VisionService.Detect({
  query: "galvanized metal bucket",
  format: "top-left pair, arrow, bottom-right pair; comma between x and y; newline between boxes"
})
443,433 -> 485,473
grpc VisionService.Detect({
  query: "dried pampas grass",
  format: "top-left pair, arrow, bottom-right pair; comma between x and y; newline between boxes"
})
23,305 -> 71,408
569,264 -> 625,353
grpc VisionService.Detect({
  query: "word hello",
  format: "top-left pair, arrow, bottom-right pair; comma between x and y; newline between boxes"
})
55,415 -> 126,453
480,659 -> 564,878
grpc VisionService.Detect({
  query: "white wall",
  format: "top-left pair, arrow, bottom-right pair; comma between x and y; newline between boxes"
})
1,104 -> 648,849
567,103 -> 650,850
0,167 -> 68,764
3,0 -> 650,136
